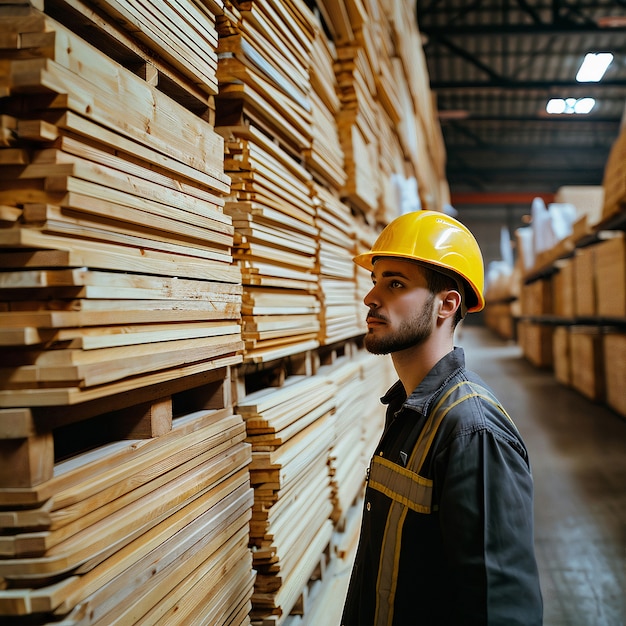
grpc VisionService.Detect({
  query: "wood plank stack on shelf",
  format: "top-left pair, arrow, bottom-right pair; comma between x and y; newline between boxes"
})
319,0 -> 448,220
500,181 -> 626,417
354,0 -> 412,224
314,184 -> 360,345
376,102 -> 410,223
216,2 -> 324,364
216,0 -> 316,160
594,232 -> 626,318
82,0 -> 222,99
318,344 -> 392,529
219,125 -> 321,362
236,372 -> 336,625
569,326 -> 605,402
0,2 -> 257,624
354,217 -> 378,330
1,1 -> 449,624
0,407 -> 254,625
386,0 -> 447,197
334,41 -> 381,216
0,8 -> 243,409
306,20 -> 346,191
357,351 -> 392,471
603,331 -> 626,417
517,319 -> 553,369
552,326 -> 572,387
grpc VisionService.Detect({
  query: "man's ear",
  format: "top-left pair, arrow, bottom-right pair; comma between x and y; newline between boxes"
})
437,289 -> 462,320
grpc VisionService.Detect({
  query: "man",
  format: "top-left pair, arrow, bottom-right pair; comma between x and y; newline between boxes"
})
341,210 -> 543,626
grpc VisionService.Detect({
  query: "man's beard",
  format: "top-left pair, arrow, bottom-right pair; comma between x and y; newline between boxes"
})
364,293 -> 435,355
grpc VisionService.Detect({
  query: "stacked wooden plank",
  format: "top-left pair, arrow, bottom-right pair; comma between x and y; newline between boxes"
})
316,0 -> 449,216
237,374 -> 336,625
219,125 -> 321,362
334,40 -> 381,216
0,408 -> 254,625
357,351 -> 393,469
314,184 -> 361,345
0,2 -> 257,625
354,216 -> 379,317
216,0 -> 316,159
0,2 -> 446,625
216,3 -> 323,363
305,18 -> 346,190
386,0 -> 448,204
0,7 -> 243,409
318,347 -> 387,527
83,0 -> 223,99
377,103 -> 412,223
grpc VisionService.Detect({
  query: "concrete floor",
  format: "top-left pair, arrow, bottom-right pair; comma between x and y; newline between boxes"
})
461,325 -> 626,626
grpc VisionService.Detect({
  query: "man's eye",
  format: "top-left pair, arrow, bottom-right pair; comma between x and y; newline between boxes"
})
390,280 -> 403,288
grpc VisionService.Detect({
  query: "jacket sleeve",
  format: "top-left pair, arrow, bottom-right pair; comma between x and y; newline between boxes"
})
434,422 -> 543,625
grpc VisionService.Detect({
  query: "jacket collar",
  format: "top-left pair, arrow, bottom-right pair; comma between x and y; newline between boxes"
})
381,347 -> 466,416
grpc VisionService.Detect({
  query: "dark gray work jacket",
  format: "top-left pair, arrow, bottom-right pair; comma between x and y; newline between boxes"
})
342,347 -> 543,626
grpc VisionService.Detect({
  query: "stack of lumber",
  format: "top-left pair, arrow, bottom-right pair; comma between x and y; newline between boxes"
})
318,0 -> 448,216
216,0 -> 315,159
216,3 -> 323,362
0,2 -> 447,625
353,217 -> 379,329
305,17 -> 346,190
314,184 -> 361,345
220,125 -> 321,362
377,102 -> 412,224
318,346 -> 390,527
334,40 -> 381,216
387,0 -> 447,192
79,0 -> 223,101
0,408 -> 254,625
0,3 -> 257,625
357,350 -> 394,467
0,6 -> 243,409
237,375 -> 336,625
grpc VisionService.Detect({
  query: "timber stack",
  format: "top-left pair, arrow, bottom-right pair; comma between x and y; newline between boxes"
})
0,0 -> 255,624
0,0 -> 448,624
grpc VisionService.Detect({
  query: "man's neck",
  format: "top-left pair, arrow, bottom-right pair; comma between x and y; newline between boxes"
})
392,334 -> 454,396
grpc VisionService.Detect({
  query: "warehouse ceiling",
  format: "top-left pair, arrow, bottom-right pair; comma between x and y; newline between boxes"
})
416,0 -> 626,205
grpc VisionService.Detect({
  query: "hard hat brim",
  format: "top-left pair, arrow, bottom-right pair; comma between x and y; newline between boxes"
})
353,251 -> 485,313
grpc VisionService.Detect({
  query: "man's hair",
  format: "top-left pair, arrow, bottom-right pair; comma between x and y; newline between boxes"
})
420,264 -> 464,328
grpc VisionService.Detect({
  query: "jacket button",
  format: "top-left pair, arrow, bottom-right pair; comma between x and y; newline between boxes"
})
366,501 -> 371,511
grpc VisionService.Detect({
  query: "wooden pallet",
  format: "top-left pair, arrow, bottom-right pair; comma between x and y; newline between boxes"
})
0,365 -> 234,497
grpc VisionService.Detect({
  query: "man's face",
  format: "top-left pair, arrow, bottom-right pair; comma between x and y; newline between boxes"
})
363,257 -> 436,355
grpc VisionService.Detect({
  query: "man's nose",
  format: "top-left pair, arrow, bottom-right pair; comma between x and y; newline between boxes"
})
364,285 -> 378,308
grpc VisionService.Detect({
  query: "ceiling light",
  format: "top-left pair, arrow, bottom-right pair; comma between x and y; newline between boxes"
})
546,99 -> 566,114
574,98 -> 596,114
545,97 -> 596,115
576,52 -> 613,82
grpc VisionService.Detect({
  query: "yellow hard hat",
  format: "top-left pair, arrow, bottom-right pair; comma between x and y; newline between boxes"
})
353,210 -> 485,313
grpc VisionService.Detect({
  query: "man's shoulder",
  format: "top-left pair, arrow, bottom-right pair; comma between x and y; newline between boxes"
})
433,372 -> 525,448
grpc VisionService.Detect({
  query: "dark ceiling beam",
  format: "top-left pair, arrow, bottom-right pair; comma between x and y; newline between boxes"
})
447,165 -> 606,175
451,192 -> 556,205
444,141 -> 612,151
420,24 -> 626,35
447,172 -> 608,183
439,114 -> 621,123
447,172 -> 605,187
430,79 -> 626,89
427,35 -> 505,82
513,0 -> 544,24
